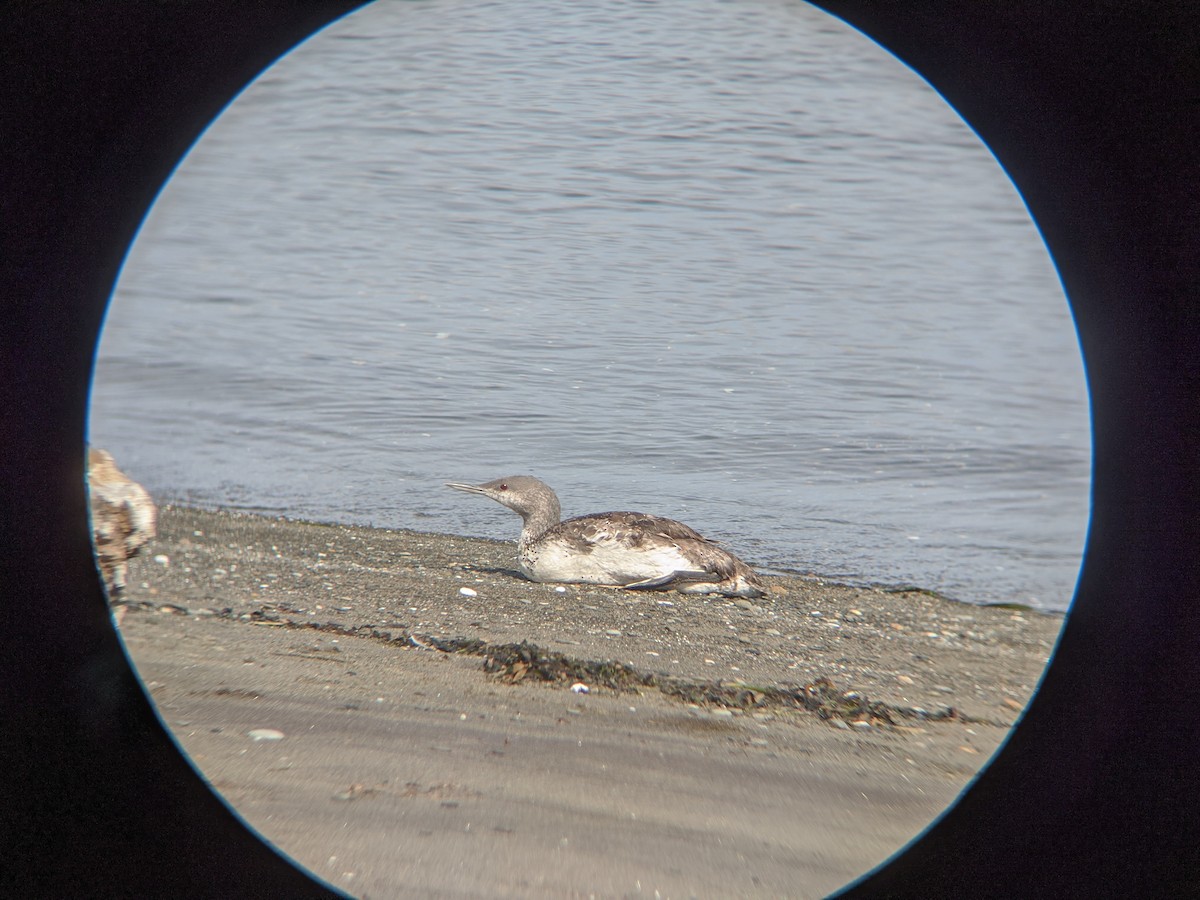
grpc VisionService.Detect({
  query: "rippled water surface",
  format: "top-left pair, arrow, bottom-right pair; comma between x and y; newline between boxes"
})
90,0 -> 1091,611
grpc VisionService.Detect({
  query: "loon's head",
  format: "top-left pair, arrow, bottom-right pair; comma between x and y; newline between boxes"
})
445,475 -> 562,525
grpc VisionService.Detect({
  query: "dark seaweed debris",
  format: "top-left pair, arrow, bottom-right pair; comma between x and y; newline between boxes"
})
479,639 -> 656,690
195,603 -> 976,726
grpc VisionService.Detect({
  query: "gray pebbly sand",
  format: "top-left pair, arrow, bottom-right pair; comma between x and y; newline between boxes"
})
113,506 -> 1064,899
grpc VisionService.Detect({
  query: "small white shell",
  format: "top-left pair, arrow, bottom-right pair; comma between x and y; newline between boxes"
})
458,587 -> 478,597
570,683 -> 590,694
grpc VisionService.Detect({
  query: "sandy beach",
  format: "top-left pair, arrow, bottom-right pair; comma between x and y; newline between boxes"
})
112,505 -> 1062,898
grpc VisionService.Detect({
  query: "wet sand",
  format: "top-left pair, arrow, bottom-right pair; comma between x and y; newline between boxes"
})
113,506 -> 1062,898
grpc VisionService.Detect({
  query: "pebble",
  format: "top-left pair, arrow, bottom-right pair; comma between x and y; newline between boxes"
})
710,709 -> 734,719
570,683 -> 590,694
247,728 -> 285,742
333,784 -> 372,802
554,586 -> 567,593
458,587 -> 478,598
153,554 -> 170,566
605,629 -> 622,637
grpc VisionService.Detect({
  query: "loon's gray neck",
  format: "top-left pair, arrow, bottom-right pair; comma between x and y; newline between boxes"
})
517,499 -> 561,547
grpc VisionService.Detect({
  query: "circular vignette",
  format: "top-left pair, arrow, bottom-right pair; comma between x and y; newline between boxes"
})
3,1 -> 1197,897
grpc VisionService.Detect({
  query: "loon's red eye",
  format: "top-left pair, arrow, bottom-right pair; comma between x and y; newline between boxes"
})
499,483 -> 508,491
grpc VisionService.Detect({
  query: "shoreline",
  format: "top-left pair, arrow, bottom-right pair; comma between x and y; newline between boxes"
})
114,504 -> 1063,897
151,496 -> 1061,613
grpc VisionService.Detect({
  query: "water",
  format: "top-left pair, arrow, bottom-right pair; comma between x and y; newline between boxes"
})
89,0 -> 1091,612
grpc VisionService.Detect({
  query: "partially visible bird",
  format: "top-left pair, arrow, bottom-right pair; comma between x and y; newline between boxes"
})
87,447 -> 157,597
446,475 -> 764,598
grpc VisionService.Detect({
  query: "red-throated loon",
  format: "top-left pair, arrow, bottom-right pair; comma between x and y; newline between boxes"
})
445,475 -> 765,598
